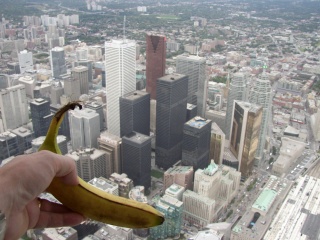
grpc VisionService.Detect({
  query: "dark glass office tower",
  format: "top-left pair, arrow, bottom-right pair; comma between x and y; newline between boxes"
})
30,98 -> 53,138
156,73 -> 188,170
120,90 -> 150,137
182,116 -> 212,171
146,34 -> 166,100
122,132 -> 151,190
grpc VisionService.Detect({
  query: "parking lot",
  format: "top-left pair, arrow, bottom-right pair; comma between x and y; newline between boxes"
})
286,150 -> 317,181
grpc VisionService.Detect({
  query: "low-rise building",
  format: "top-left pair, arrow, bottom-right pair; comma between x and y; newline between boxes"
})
150,195 -> 183,240
88,176 -> 119,196
163,166 -> 194,191
272,137 -> 306,176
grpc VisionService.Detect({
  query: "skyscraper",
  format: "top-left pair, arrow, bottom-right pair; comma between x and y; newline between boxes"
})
0,84 -> 29,132
176,54 -> 207,117
122,132 -> 151,190
146,34 -> 166,100
98,131 -> 122,175
249,71 -> 272,161
63,74 -> 81,101
69,108 -> 100,150
225,72 -> 247,139
50,82 -> 64,105
72,66 -> 89,95
181,116 -> 212,171
78,60 -> 93,83
85,101 -> 105,131
156,73 -> 188,170
30,98 -> 53,138
67,148 -> 108,182
18,50 -> 34,74
105,39 -> 136,137
10,127 -> 34,155
0,131 -> 19,162
210,122 -> 225,165
50,47 -> 67,79
230,101 -> 262,178
120,90 -> 150,137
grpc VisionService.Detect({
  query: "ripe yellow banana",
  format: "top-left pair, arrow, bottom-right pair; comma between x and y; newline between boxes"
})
39,101 -> 164,228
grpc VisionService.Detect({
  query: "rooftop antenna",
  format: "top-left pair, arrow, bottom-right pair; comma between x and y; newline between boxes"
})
123,15 -> 126,41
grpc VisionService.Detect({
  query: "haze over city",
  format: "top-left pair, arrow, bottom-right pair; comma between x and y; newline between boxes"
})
0,0 -> 320,239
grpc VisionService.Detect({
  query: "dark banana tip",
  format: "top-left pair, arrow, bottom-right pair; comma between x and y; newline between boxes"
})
55,101 -> 83,120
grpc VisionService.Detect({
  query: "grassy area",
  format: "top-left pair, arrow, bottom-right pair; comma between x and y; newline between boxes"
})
151,169 -> 164,179
156,14 -> 180,20
247,178 -> 258,191
34,53 -> 49,59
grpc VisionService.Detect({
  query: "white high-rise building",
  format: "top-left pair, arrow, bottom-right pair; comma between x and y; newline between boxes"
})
18,50 -> 34,74
69,108 -> 100,150
0,84 -> 29,133
176,54 -> 207,117
249,71 -> 272,161
105,39 -> 136,136
225,72 -> 247,139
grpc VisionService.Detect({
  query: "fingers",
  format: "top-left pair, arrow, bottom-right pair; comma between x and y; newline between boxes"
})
37,199 -> 86,229
41,150 -> 79,186
39,199 -> 74,214
35,211 -> 85,229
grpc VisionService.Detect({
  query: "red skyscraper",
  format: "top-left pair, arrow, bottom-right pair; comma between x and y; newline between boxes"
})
146,34 -> 166,99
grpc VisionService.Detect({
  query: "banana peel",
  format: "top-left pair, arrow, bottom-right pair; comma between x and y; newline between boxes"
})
39,101 -> 164,228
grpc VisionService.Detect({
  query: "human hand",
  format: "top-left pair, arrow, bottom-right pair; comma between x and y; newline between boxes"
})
0,150 -> 85,240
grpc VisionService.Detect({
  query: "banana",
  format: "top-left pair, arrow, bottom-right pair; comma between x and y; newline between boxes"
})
39,101 -> 164,228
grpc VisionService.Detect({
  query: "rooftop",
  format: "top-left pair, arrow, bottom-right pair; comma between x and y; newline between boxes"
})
123,131 -> 150,144
203,160 -> 219,176
159,73 -> 186,82
121,90 -> 149,101
252,188 -> 277,213
187,103 -> 197,110
265,176 -> 320,240
10,127 -> 33,137
88,177 -> 118,192
165,166 -> 193,174
186,116 -> 211,129
236,101 -> 262,114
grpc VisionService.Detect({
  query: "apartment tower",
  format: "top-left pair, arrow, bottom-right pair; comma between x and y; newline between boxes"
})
249,71 -> 272,161
225,72 -> 247,139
